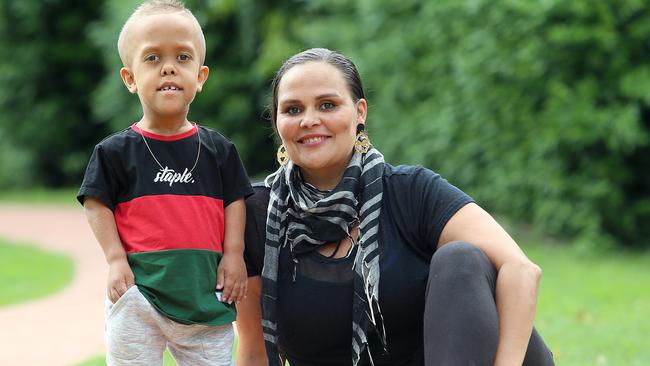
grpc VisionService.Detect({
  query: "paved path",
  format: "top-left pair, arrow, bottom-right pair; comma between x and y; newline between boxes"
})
0,204 -> 107,366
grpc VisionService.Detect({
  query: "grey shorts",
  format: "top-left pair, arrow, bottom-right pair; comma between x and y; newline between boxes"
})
104,285 -> 234,366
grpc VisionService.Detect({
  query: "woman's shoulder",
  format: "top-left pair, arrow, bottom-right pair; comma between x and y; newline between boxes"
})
243,182 -> 270,276
382,163 -> 443,189
247,182 -> 270,207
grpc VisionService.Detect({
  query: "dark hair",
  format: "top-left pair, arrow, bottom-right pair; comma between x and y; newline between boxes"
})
269,48 -> 365,130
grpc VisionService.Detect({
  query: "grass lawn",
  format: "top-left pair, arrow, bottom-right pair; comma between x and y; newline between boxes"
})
523,242 -> 650,365
0,237 -> 74,306
75,243 -> 650,366
75,343 -> 239,366
75,351 -> 178,366
0,188 -> 78,205
1,191 -> 643,366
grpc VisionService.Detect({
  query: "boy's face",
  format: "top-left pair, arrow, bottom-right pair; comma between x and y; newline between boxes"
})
120,12 -> 208,121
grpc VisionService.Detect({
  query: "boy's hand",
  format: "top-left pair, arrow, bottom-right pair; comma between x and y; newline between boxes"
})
107,258 -> 135,304
216,251 -> 248,304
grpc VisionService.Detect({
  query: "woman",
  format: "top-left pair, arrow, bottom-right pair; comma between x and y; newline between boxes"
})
236,48 -> 554,366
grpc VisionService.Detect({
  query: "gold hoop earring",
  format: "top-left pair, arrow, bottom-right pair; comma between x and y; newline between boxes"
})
354,124 -> 371,154
277,144 -> 289,166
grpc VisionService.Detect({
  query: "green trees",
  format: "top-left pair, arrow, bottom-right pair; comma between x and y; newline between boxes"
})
88,0 -> 293,177
292,0 -> 650,246
0,0 -> 107,187
0,0 -> 648,247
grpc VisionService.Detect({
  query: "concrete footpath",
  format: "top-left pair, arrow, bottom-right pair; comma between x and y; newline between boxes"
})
0,204 -> 106,366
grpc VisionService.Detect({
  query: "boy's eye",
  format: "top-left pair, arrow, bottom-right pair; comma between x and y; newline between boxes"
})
144,54 -> 159,62
178,54 -> 191,61
320,102 -> 335,110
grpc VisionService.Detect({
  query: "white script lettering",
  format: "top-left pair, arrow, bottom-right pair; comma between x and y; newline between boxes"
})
153,167 -> 195,187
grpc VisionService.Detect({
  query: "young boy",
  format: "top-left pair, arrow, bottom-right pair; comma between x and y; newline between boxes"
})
77,1 -> 252,365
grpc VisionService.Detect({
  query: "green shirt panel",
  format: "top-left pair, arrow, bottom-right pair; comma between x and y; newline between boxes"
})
128,249 -> 235,325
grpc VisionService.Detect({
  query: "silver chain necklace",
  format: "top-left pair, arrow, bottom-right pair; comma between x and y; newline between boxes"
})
137,122 -> 201,173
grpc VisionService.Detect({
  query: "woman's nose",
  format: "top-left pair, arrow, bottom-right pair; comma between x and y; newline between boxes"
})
300,109 -> 321,128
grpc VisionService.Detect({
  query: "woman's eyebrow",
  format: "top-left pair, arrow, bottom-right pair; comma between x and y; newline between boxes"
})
315,93 -> 341,99
279,93 -> 342,105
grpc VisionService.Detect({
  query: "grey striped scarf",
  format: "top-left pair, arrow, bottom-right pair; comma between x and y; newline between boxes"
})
261,148 -> 386,365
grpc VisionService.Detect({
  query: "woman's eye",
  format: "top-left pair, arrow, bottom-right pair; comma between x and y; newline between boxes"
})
286,106 -> 301,115
320,102 -> 335,110
144,54 -> 160,62
178,54 -> 191,61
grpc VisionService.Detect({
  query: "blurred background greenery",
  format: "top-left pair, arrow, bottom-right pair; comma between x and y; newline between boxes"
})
1,1 -> 649,364
1,0 -> 649,247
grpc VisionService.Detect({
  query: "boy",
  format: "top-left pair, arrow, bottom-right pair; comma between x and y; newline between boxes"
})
77,1 -> 252,365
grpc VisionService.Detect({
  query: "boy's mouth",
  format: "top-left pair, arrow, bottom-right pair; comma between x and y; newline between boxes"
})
157,83 -> 183,91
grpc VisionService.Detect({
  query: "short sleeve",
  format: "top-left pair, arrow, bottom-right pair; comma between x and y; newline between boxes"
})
384,166 -> 473,256
243,184 -> 270,276
76,144 -> 120,210
220,142 -> 254,207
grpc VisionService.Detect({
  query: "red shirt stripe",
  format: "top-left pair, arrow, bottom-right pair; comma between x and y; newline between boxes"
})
115,194 -> 224,254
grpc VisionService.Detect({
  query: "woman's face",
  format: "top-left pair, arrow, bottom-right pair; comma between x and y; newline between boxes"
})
276,61 -> 367,189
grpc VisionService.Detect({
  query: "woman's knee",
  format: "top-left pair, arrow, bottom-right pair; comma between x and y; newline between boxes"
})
429,241 -> 495,284
431,241 -> 488,267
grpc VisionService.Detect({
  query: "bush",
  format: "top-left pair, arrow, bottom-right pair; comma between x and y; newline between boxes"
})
291,0 -> 650,247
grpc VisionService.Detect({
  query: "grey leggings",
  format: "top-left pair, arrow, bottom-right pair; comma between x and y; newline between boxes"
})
424,241 -> 555,366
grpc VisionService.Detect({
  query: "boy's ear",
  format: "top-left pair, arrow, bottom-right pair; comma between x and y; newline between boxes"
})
120,67 -> 138,94
196,66 -> 209,93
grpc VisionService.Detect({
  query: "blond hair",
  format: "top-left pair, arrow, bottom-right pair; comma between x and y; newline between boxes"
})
117,0 -> 206,66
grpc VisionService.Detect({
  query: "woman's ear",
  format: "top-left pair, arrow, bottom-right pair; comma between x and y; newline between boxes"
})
356,98 -> 368,123
120,67 -> 138,94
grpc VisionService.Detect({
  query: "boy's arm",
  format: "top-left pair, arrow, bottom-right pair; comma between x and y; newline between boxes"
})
83,196 -> 134,303
217,198 -> 247,304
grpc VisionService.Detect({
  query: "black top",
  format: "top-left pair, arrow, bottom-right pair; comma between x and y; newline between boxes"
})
76,125 -> 253,325
77,124 -> 253,209
244,164 -> 473,365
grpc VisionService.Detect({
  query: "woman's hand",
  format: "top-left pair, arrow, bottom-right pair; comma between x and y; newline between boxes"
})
217,251 -> 248,304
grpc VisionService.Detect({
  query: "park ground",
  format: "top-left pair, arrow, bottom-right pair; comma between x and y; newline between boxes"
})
0,198 -> 649,365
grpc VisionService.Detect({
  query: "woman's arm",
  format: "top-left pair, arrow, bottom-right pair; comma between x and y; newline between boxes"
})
235,276 -> 268,366
438,202 -> 542,366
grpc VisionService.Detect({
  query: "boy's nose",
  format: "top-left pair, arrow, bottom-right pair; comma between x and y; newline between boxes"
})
161,64 -> 176,75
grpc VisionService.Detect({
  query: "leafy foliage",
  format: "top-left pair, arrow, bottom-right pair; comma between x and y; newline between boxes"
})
290,0 -> 650,247
87,0 -> 302,177
0,0 -> 108,186
0,0 -> 649,247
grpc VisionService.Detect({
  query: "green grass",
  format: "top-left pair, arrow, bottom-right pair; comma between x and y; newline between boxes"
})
0,197 -> 642,366
0,187 -> 78,205
0,237 -> 74,305
76,339 -> 241,365
75,243 -> 650,366
523,242 -> 650,365
75,350 -> 178,366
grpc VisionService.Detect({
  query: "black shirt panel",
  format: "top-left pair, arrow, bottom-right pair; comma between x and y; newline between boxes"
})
243,164 -> 473,365
383,165 -> 472,258
244,182 -> 270,276
277,186 -> 431,365
77,126 -> 253,209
